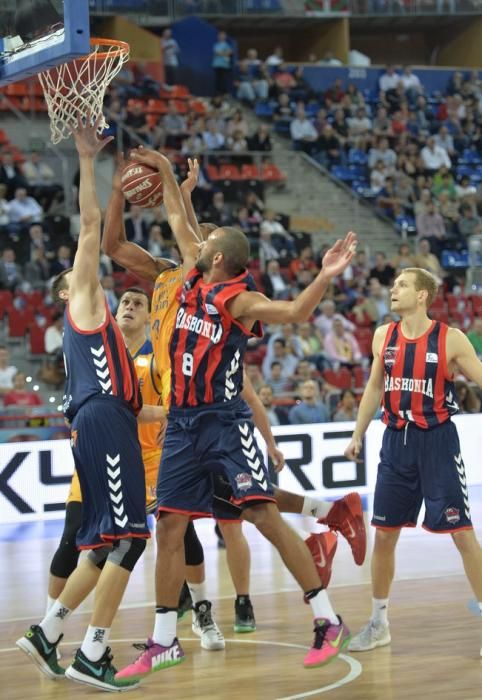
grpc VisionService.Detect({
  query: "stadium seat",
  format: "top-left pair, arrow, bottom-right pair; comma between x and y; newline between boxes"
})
219,164 -> 242,181
29,324 -> 46,355
7,308 -> 35,339
323,368 -> 353,390
262,164 -> 286,182
471,296 -> 482,316
146,99 -> 168,114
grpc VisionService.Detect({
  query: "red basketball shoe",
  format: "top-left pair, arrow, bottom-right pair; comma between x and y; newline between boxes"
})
305,531 -> 338,589
319,493 -> 366,566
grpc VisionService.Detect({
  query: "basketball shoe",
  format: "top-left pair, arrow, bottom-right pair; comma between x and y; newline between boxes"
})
304,617 -> 351,668
192,600 -> 225,650
234,596 -> 256,633
16,624 -> 65,680
66,647 -> 140,691
319,492 -> 366,565
347,620 -> 391,652
304,531 -> 338,589
115,638 -> 185,683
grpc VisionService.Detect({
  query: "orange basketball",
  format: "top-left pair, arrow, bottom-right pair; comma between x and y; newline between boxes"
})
121,162 -> 163,208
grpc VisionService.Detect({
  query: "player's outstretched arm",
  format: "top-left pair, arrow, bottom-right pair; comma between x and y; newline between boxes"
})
448,327 -> 482,387
69,116 -> 113,326
344,325 -> 387,461
241,371 -> 285,472
102,161 -> 172,283
180,158 -> 202,242
129,147 -> 199,272
228,231 -> 357,326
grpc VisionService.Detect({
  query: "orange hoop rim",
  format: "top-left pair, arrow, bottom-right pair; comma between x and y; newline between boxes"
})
80,37 -> 130,62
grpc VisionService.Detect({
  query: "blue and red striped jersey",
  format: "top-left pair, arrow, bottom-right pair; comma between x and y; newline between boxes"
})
381,320 -> 458,429
62,301 -> 142,421
169,268 -> 262,408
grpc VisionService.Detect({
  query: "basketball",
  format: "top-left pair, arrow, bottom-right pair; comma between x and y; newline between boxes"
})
121,162 -> 163,208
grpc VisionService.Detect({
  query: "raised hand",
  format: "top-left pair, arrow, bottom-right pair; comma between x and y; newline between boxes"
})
181,158 -> 199,194
321,231 -> 357,279
129,145 -> 171,172
71,114 -> 113,158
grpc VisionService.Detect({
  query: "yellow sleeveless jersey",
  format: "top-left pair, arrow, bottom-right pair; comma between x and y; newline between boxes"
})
134,352 -> 163,461
150,265 -> 183,407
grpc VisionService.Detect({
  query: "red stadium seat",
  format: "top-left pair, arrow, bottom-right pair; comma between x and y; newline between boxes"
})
353,366 -> 365,389
240,164 -> 261,180
206,164 -> 221,181
262,164 -> 286,182
29,324 -> 46,355
147,99 -> 168,115
354,328 -> 373,357
7,308 -> 35,339
189,99 -> 206,115
471,295 -> 482,317
219,164 -> 241,181
0,290 -> 13,313
323,368 -> 353,390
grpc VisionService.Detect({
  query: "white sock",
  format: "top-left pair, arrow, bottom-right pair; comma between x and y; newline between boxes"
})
153,609 -> 177,647
45,595 -> 56,615
80,625 -> 110,662
39,600 -> 72,643
187,581 -> 207,606
371,598 -> 389,626
307,589 -> 338,625
301,496 -> 333,520
478,602 -> 482,616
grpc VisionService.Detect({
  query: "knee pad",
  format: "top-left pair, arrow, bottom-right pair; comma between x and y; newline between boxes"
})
87,546 -> 111,569
184,521 -> 204,566
50,501 -> 82,578
107,537 -> 147,572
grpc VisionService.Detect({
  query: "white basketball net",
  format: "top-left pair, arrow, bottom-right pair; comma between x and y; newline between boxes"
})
38,40 -> 130,145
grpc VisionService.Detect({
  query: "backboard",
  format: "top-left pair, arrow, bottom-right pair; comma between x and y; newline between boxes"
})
0,1 -> 90,86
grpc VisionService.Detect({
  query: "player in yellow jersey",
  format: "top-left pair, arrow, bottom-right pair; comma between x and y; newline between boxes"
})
102,158 -> 366,640
46,286 -> 165,613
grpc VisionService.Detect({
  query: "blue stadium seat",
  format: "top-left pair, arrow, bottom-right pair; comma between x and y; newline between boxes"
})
441,250 -> 469,269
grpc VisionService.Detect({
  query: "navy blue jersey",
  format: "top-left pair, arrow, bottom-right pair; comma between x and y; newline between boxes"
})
63,301 -> 142,422
381,320 -> 458,429
169,268 -> 262,407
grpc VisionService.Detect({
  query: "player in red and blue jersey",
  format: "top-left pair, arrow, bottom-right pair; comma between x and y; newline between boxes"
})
16,119 -> 162,693
115,147 -> 358,678
345,267 -> 482,654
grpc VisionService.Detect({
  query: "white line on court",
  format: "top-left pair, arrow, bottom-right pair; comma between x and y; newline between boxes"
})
1,636 -> 362,698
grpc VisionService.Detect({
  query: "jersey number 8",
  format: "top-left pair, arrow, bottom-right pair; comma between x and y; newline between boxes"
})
182,352 -> 194,376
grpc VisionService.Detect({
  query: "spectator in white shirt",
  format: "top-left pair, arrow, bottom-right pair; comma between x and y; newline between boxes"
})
434,125 -> 455,158
161,28 -> 180,85
368,137 -> 397,171
0,345 -> 18,397
7,187 -> 43,232
266,46 -> 284,67
421,136 -> 451,174
400,66 -> 423,101
262,338 -> 298,381
202,122 -> 225,150
44,312 -> 63,355
379,65 -> 401,94
290,106 -> 318,154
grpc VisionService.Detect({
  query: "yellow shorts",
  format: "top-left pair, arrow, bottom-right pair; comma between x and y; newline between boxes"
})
159,367 -> 171,409
66,450 -> 162,512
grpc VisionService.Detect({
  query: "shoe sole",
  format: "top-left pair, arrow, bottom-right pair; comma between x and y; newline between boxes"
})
192,624 -> 226,650
65,665 -> 140,692
233,625 -> 256,633
16,637 -> 65,681
304,635 -> 351,668
348,635 -> 391,652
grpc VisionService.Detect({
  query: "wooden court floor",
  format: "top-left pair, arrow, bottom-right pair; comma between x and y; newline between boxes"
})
2,493 -> 482,700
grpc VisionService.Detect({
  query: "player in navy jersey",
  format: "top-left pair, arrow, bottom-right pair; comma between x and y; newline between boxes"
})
16,119 -> 163,693
114,147 -> 358,678
345,267 -> 482,653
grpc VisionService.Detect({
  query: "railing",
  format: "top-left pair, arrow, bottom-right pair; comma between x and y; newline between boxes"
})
87,0 -> 482,17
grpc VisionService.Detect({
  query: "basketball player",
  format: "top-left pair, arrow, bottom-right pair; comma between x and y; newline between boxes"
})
344,268 -> 482,653
16,118 -> 161,692
46,286 -> 164,616
102,157 -> 366,614
110,147 -> 357,678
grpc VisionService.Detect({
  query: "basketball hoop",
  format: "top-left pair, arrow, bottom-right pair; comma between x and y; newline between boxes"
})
38,38 -> 130,145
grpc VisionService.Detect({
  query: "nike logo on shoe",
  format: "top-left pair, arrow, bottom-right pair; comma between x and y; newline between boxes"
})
78,657 -> 104,678
314,540 -> 326,568
345,522 -> 356,539
152,646 -> 181,668
329,630 -> 344,648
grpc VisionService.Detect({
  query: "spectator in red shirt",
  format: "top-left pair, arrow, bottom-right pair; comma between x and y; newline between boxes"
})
289,246 -> 319,278
3,371 -> 43,407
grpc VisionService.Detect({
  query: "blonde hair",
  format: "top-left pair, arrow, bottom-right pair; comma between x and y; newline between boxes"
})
401,267 -> 439,308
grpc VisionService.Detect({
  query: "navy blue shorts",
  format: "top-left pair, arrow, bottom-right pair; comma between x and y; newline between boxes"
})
71,396 -> 150,548
372,420 -> 473,533
156,398 -> 275,518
